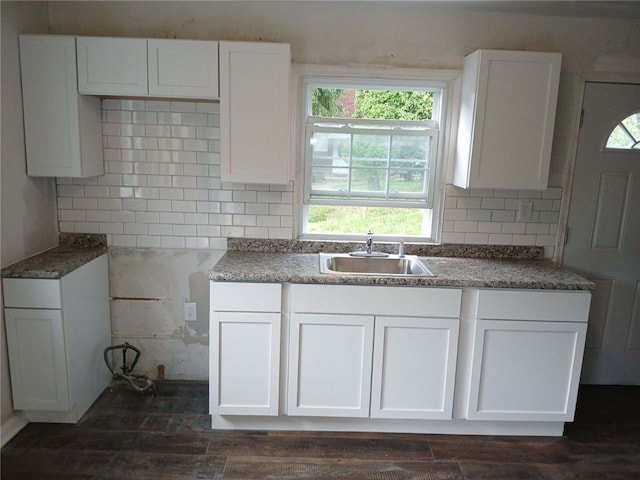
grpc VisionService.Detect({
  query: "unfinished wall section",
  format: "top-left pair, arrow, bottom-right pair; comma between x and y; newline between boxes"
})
108,247 -> 224,380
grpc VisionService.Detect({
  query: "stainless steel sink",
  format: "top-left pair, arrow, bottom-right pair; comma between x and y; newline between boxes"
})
319,253 -> 435,277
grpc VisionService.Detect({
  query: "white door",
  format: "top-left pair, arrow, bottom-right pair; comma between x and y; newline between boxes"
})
287,313 -> 374,417
563,82 -> 640,384
148,39 -> 219,98
76,37 -> 148,95
4,308 -> 69,411
211,312 -> 280,416
219,41 -> 291,184
370,316 -> 459,420
467,319 -> 587,422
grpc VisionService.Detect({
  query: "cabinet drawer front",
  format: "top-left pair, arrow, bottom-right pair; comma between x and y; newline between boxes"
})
476,289 -> 591,322
2,279 -> 61,309
291,284 -> 462,318
211,282 -> 281,312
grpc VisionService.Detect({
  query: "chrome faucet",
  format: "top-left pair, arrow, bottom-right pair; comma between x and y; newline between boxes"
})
366,230 -> 374,254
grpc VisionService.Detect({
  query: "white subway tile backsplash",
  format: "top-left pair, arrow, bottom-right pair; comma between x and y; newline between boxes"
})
124,223 -> 147,235
59,101 -> 561,256
480,197 -> 505,210
86,210 -> 111,222
171,101 -> 196,113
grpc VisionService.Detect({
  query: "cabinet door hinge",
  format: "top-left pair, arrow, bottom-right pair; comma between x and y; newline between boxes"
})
579,109 -> 585,128
564,228 -> 569,245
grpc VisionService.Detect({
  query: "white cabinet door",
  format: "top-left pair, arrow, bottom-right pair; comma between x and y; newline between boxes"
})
288,314 -> 374,417
4,308 -> 69,411
219,42 -> 291,184
77,37 -> 148,95
371,316 -> 459,420
19,35 -> 103,177
467,319 -> 587,421
211,312 -> 281,416
148,39 -> 219,98
454,49 -> 561,189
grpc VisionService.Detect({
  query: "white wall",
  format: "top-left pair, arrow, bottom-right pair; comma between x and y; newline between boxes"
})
1,1 -> 54,443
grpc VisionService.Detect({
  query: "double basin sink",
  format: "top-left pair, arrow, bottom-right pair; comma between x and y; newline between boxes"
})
319,252 -> 434,277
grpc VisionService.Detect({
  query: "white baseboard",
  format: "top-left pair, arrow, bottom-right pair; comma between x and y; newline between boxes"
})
1,413 -> 28,448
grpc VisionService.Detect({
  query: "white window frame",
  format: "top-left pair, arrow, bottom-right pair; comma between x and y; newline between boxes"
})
293,64 -> 459,243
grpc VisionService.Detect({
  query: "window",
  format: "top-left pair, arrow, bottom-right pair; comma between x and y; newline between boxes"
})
606,111 -> 640,150
298,69 -> 452,241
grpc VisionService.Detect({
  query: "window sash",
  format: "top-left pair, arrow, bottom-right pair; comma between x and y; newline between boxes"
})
304,119 -> 439,208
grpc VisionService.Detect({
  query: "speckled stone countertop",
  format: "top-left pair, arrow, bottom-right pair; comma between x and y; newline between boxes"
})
1,234 -> 108,280
210,250 -> 594,290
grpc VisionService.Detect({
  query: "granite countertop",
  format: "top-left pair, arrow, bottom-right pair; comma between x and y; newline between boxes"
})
1,234 -> 108,280
210,250 -> 595,290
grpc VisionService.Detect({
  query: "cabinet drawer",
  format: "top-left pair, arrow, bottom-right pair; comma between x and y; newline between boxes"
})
2,278 -> 61,309
291,284 -> 462,318
476,289 -> 591,322
211,282 -> 281,312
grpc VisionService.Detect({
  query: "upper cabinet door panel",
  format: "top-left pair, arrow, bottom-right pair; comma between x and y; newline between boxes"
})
77,37 -> 148,95
454,49 -> 561,190
19,35 -> 103,178
148,39 -> 219,98
220,41 -> 291,184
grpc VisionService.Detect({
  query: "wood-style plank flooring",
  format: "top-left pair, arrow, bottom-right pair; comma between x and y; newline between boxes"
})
2,381 -> 639,479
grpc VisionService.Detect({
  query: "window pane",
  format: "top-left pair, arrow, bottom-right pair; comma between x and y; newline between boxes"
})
311,167 -> 349,193
389,135 -> 430,196
307,205 -> 426,235
390,135 -> 429,166
352,134 -> 390,163
606,125 -> 635,149
310,132 -> 350,166
389,170 -> 426,195
351,168 -> 388,195
605,112 -> 640,150
310,87 -> 436,120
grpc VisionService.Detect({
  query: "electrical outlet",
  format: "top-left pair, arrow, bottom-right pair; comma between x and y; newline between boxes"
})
517,200 -> 533,222
184,302 -> 197,322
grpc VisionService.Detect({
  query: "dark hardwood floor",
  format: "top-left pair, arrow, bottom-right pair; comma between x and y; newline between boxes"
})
2,381 -> 639,479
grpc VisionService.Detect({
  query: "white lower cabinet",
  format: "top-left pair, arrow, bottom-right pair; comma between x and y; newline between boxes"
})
210,282 -> 282,416
287,284 -> 462,420
371,316 -> 459,420
466,289 -> 591,422
208,281 -> 591,436
2,254 -> 111,422
4,309 -> 69,411
288,314 -> 374,417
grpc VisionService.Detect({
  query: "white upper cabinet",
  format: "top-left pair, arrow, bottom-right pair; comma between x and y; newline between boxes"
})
77,37 -> 148,95
19,35 -> 103,177
220,41 -> 291,184
148,39 -> 219,98
77,37 -> 219,98
454,49 -> 562,190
